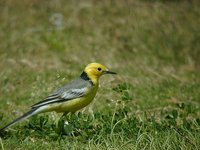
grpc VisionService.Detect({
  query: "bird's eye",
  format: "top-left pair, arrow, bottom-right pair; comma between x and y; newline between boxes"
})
97,67 -> 102,71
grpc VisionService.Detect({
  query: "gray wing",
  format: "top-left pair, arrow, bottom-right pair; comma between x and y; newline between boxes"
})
31,78 -> 92,108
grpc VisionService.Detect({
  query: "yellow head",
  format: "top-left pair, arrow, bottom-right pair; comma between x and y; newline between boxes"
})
84,63 -> 116,84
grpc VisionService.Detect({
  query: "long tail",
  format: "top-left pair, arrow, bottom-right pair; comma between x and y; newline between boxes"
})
0,108 -> 40,132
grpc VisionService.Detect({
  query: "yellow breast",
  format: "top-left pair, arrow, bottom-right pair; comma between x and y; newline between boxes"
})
45,84 -> 99,113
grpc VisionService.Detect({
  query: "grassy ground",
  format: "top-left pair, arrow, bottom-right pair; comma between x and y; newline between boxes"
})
0,0 -> 200,149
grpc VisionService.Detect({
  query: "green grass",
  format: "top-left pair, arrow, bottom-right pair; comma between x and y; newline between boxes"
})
0,0 -> 200,149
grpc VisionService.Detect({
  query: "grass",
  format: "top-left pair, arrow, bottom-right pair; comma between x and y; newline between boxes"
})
0,0 -> 200,149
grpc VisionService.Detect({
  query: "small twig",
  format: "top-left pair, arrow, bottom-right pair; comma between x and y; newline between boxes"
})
146,68 -> 166,79
169,73 -> 185,82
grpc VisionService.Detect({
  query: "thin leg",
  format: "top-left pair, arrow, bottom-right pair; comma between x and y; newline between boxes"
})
59,112 -> 69,135
61,112 -> 68,118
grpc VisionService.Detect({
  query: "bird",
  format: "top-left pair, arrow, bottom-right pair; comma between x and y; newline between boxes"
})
0,62 -> 116,132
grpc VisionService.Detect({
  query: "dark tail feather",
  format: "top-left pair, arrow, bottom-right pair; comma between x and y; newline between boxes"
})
0,108 -> 38,133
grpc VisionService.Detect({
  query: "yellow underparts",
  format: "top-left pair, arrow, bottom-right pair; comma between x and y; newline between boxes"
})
43,84 -> 99,113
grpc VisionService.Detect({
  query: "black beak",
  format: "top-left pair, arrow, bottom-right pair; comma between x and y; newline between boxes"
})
104,70 -> 117,74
